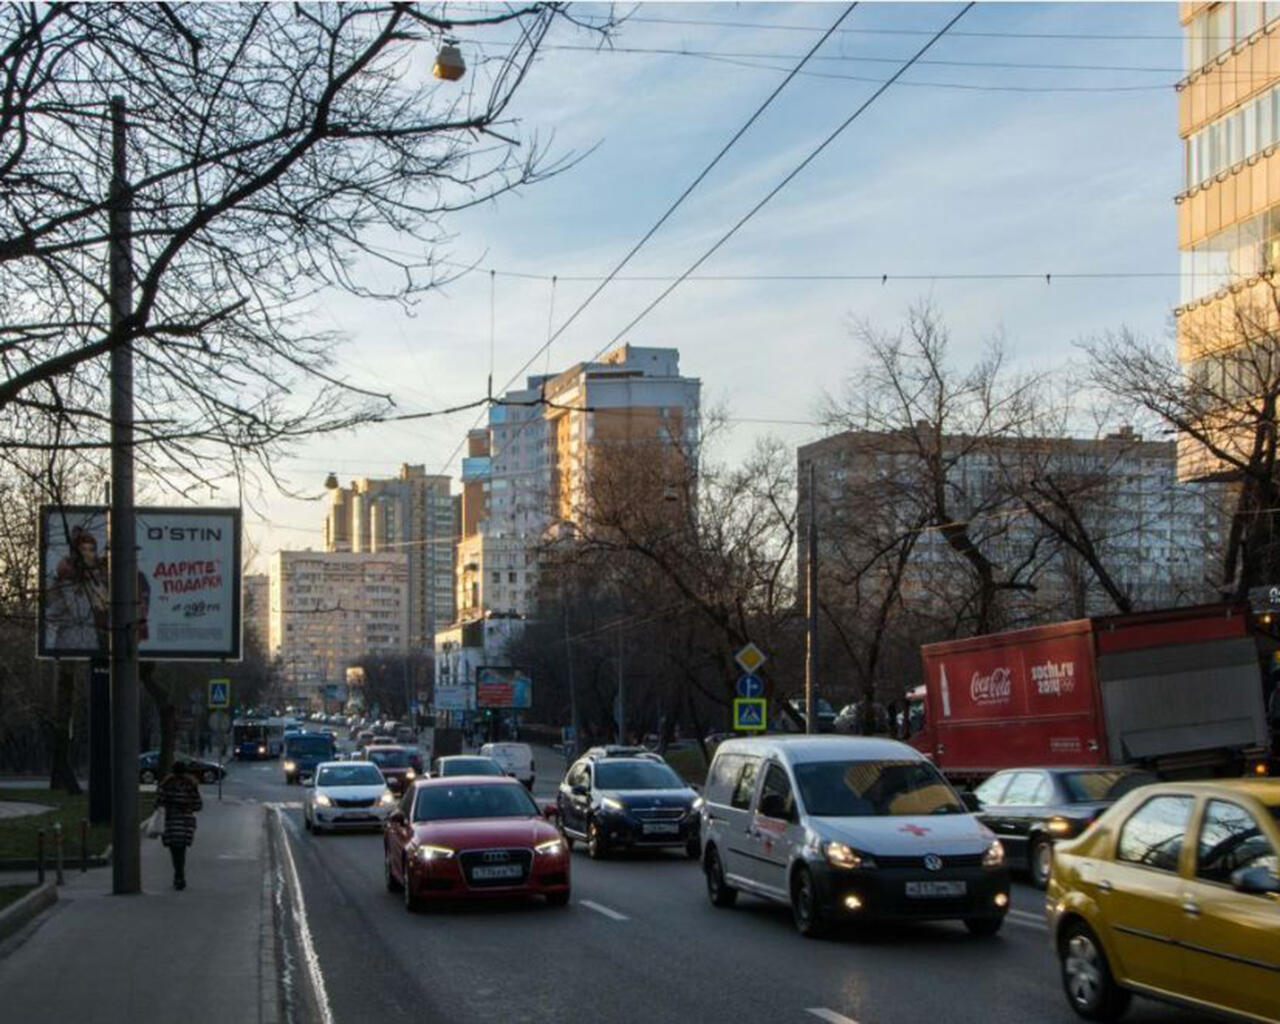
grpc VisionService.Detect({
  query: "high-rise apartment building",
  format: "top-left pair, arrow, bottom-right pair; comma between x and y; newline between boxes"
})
1177,2 -> 1280,478
269,550 -> 408,705
324,464 -> 454,649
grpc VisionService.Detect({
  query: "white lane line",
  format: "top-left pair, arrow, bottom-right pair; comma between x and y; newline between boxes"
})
579,899 -> 629,921
272,807 -> 335,1024
806,1009 -> 859,1024
1007,909 -> 1048,931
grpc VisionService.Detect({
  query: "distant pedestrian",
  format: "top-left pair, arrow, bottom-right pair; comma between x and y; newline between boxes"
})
156,764 -> 203,890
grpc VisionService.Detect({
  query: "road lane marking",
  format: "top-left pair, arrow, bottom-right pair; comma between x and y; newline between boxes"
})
1007,909 -> 1048,932
806,1009 -> 859,1024
579,899 -> 629,921
271,807 -> 335,1024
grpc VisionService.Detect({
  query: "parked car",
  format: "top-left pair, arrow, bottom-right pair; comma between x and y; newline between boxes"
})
783,698 -> 838,733
480,742 -> 535,789
1048,778 -> 1280,1022
432,755 -> 505,779
138,751 -> 226,785
700,735 -> 1009,938
970,766 -> 1156,888
557,751 -> 700,860
383,776 -> 569,910
303,761 -> 395,833
365,745 -> 420,793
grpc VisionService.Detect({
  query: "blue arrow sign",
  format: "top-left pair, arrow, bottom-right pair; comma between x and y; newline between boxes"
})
735,673 -> 764,699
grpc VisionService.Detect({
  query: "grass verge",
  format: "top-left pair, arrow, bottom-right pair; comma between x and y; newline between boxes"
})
0,788 -> 156,861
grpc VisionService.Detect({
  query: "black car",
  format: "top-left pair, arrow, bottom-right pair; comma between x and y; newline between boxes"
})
970,766 -> 1156,887
557,754 -> 700,860
138,751 -> 226,785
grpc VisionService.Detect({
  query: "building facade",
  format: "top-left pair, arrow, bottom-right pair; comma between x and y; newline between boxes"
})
798,427 -> 1226,624
268,550 -> 409,706
1177,2 -> 1280,478
323,464 -> 454,650
242,572 -> 269,651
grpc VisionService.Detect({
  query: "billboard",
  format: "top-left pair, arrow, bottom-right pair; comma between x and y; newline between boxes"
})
475,666 -> 532,709
434,683 -> 474,712
39,506 -> 242,661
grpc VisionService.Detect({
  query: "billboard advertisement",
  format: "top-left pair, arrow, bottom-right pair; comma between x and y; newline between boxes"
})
434,683 -> 474,712
39,506 -> 242,661
475,666 -> 532,709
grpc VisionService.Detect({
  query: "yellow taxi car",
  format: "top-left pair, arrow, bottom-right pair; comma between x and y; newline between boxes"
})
1046,779 -> 1280,1021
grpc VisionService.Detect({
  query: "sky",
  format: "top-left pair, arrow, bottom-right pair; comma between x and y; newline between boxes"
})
240,1 -> 1186,570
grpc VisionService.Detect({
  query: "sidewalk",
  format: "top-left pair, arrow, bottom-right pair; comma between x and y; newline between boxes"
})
0,795 -> 278,1024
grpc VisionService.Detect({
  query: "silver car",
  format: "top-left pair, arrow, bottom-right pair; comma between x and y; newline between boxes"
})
304,760 -> 395,833
700,735 -> 1010,937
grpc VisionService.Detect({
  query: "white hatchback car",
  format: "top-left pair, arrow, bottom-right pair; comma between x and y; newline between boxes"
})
480,742 -> 535,789
304,760 -> 395,833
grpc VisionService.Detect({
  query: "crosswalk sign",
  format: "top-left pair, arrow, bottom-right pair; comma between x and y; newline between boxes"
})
208,679 -> 230,709
733,698 -> 767,732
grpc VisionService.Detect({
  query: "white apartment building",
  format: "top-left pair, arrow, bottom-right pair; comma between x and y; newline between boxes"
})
269,550 -> 409,706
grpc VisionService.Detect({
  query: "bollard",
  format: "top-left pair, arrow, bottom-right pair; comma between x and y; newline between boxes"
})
54,821 -> 64,886
36,829 -> 45,886
80,819 -> 89,873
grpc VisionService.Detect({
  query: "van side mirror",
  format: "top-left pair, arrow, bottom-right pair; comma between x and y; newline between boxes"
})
1232,865 -> 1280,895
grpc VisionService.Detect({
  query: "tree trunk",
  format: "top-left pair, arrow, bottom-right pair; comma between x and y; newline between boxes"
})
46,660 -> 80,793
140,662 -> 176,778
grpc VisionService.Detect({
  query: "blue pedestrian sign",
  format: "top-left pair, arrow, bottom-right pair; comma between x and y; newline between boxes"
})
735,673 -> 764,699
733,698 -> 767,732
208,679 -> 230,709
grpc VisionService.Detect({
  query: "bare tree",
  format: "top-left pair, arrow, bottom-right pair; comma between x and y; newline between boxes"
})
0,3 -> 608,496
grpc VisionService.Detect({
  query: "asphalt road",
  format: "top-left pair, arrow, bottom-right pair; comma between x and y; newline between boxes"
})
224,749 -> 1213,1024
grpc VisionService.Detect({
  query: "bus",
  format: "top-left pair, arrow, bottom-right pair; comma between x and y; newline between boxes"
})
232,716 -> 288,760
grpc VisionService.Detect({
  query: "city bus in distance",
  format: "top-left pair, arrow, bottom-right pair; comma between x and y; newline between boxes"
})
233,717 -> 287,760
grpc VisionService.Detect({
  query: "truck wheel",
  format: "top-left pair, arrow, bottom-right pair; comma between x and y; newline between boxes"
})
1030,835 -> 1054,889
1060,921 -> 1131,1021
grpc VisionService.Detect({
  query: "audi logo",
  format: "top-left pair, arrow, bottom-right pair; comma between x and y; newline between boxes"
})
923,854 -> 944,872
482,851 -> 510,863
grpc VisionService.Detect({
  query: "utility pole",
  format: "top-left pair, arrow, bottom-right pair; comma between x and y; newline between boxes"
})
108,96 -> 140,894
805,461 -> 818,735
562,597 -> 581,758
616,620 -> 625,745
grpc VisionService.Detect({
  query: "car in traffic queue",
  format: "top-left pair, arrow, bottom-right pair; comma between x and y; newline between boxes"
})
432,755 -> 506,779
700,736 -> 1010,938
283,731 -> 337,785
480,742 -> 536,789
138,751 -> 226,785
971,766 -> 1156,888
1047,778 -> 1280,1023
303,761 -> 396,833
557,751 -> 701,860
365,745 -> 420,793
383,775 -> 570,911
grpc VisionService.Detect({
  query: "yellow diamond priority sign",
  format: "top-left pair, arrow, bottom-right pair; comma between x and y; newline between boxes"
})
733,698 -> 767,732
734,643 -> 767,674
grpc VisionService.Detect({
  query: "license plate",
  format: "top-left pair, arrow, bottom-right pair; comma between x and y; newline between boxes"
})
471,864 -> 524,880
905,880 -> 967,898
642,822 -> 680,835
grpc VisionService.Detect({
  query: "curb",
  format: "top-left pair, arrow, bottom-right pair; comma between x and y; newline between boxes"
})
0,882 -> 56,942
260,806 -> 280,1024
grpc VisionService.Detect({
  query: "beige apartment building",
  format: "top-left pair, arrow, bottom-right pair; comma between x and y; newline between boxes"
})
323,463 -> 454,649
268,550 -> 408,706
1177,2 -> 1280,477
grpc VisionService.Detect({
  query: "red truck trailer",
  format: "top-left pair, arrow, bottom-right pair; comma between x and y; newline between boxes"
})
908,604 -> 1270,781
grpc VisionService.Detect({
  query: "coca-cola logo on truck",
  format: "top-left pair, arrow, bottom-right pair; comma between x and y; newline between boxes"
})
1031,660 -> 1076,696
970,667 -> 1012,704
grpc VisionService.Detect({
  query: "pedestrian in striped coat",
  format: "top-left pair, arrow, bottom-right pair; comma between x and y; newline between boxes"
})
156,766 -> 203,890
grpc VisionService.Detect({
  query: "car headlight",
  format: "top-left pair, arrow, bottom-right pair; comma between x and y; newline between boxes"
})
1047,816 -> 1072,836
601,797 -> 625,813
258,745 -> 266,754
983,839 -> 1006,867
416,844 -> 455,861
405,768 -> 416,779
535,838 -> 566,856
314,792 -> 332,807
379,791 -> 395,805
825,841 -> 876,870
284,760 -> 297,772
691,796 -> 705,813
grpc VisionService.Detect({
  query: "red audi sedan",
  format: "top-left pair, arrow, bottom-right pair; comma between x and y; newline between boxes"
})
384,776 -> 571,911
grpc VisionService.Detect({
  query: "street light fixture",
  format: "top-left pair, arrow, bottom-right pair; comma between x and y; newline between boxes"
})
433,40 -> 465,81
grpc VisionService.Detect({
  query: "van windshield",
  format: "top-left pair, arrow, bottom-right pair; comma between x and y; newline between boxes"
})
793,759 -> 964,817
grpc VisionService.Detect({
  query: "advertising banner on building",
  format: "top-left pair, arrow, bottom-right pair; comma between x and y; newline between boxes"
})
434,683 -> 474,712
39,505 -> 242,661
476,666 -> 532,709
